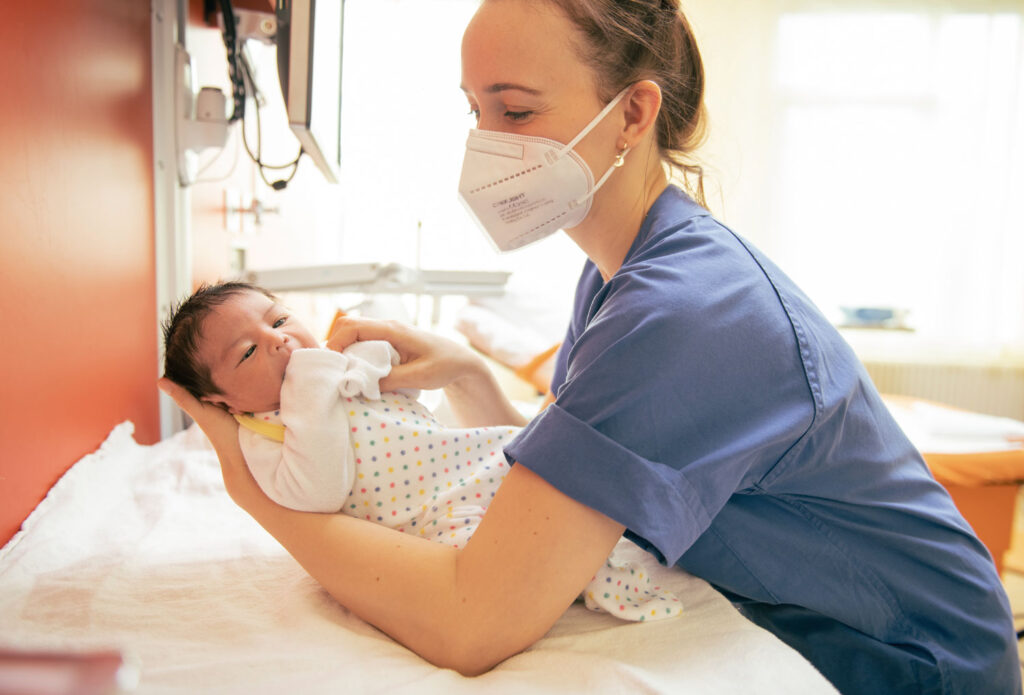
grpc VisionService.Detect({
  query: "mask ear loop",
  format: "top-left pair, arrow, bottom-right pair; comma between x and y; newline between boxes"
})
558,87 -> 632,157
559,87 -> 634,209
569,143 -> 630,209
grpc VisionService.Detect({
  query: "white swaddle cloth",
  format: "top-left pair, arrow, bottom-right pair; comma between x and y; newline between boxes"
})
333,340 -> 405,400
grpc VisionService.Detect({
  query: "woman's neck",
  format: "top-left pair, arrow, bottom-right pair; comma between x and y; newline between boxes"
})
567,161 -> 668,282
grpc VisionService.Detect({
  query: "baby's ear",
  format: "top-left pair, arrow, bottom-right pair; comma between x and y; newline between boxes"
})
200,395 -> 235,415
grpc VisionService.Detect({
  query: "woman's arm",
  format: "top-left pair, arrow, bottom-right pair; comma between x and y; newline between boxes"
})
250,461 -> 623,674
326,317 -> 528,428
159,378 -> 624,675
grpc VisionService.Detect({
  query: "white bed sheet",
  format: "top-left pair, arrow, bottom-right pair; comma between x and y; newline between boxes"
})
0,422 -> 836,694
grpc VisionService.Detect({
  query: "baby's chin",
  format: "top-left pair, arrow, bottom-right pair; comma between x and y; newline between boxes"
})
234,400 -> 282,415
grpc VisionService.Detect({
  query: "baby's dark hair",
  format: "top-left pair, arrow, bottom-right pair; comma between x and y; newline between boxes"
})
162,281 -> 277,400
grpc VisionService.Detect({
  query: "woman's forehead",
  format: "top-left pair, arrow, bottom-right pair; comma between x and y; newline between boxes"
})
461,0 -> 592,95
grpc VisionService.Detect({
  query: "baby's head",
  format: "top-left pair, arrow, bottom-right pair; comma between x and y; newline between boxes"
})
163,281 -> 319,414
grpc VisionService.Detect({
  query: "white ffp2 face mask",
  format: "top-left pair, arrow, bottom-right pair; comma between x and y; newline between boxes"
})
457,88 -> 631,252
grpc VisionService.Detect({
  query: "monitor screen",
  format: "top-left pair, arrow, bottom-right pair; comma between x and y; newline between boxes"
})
275,0 -> 344,183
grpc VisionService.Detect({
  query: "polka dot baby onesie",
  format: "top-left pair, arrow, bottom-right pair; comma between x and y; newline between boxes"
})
237,344 -> 681,622
342,390 -> 515,549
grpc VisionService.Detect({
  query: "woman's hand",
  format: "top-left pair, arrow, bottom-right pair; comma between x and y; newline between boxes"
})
157,377 -> 263,508
326,317 -> 486,393
326,317 -> 526,428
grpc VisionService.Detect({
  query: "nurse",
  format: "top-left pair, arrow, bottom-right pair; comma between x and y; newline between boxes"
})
160,0 -> 1021,692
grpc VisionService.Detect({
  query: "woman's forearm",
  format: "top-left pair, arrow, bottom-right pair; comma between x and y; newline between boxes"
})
198,408 -> 489,669
443,358 -> 529,428
244,500 -> 470,665
240,490 -> 518,674
237,463 -> 624,676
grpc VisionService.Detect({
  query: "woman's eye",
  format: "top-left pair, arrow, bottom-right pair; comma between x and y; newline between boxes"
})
241,345 -> 256,362
505,110 -> 532,122
467,107 -> 480,121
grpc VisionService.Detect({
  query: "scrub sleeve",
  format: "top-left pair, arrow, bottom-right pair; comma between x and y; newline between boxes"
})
504,185 -> 1020,695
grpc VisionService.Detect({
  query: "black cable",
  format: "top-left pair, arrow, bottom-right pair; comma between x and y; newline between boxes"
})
214,0 -> 303,189
216,0 -> 246,122
238,49 -> 302,190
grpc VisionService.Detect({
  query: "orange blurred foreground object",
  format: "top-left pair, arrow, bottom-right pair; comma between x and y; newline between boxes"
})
884,395 -> 1024,576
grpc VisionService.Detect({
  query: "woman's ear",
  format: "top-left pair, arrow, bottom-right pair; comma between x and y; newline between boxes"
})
621,80 -> 662,147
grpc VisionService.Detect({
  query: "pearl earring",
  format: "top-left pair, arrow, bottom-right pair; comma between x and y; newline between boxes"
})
614,143 -> 629,168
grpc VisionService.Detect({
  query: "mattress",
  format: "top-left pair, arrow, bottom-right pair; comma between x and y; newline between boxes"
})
0,422 -> 836,694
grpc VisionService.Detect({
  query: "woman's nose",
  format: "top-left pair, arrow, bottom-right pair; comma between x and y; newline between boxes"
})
476,115 -> 499,131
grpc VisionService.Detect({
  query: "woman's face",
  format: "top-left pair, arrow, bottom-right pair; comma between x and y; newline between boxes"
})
460,0 -> 622,170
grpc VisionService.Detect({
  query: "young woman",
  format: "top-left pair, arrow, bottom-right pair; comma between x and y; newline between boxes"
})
161,1 -> 1020,692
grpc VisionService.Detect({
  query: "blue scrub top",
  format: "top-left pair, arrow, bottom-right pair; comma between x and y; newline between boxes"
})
504,185 -> 1020,695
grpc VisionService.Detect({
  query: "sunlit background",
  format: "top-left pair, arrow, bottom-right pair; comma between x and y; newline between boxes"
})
193,0 -> 1024,361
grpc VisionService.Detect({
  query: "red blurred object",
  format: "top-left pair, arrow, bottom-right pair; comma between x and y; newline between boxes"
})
0,649 -> 136,695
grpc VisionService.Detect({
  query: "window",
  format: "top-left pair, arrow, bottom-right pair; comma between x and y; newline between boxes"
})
765,8 -> 1024,351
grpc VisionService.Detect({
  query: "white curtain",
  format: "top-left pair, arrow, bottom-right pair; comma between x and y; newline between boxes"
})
688,0 -> 1024,356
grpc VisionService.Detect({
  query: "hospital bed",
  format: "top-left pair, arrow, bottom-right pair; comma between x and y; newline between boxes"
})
12,286 -> 1018,694
0,421 -> 839,693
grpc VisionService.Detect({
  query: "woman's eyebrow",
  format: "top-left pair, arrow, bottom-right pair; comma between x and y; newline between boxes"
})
460,82 -> 543,95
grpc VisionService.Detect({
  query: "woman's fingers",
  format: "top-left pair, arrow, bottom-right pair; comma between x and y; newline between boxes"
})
326,317 -> 484,392
158,377 -> 262,506
326,317 -> 406,353
157,377 -> 239,448
379,358 -> 438,393
158,377 -> 197,411
158,377 -> 222,423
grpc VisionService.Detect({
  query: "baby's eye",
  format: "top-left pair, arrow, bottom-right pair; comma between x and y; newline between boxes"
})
241,345 -> 256,362
273,316 -> 287,328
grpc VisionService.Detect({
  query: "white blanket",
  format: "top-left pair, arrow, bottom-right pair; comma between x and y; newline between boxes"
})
0,423 -> 836,694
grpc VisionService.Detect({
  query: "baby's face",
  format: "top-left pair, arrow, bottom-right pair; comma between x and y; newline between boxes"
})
197,291 -> 319,414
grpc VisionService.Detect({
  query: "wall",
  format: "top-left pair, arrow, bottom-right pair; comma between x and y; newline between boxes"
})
0,1 -> 160,545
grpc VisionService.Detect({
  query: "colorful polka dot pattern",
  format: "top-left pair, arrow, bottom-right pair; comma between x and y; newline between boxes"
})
343,392 -> 516,550
254,388 -> 684,623
582,549 -> 684,621
341,392 -> 682,622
